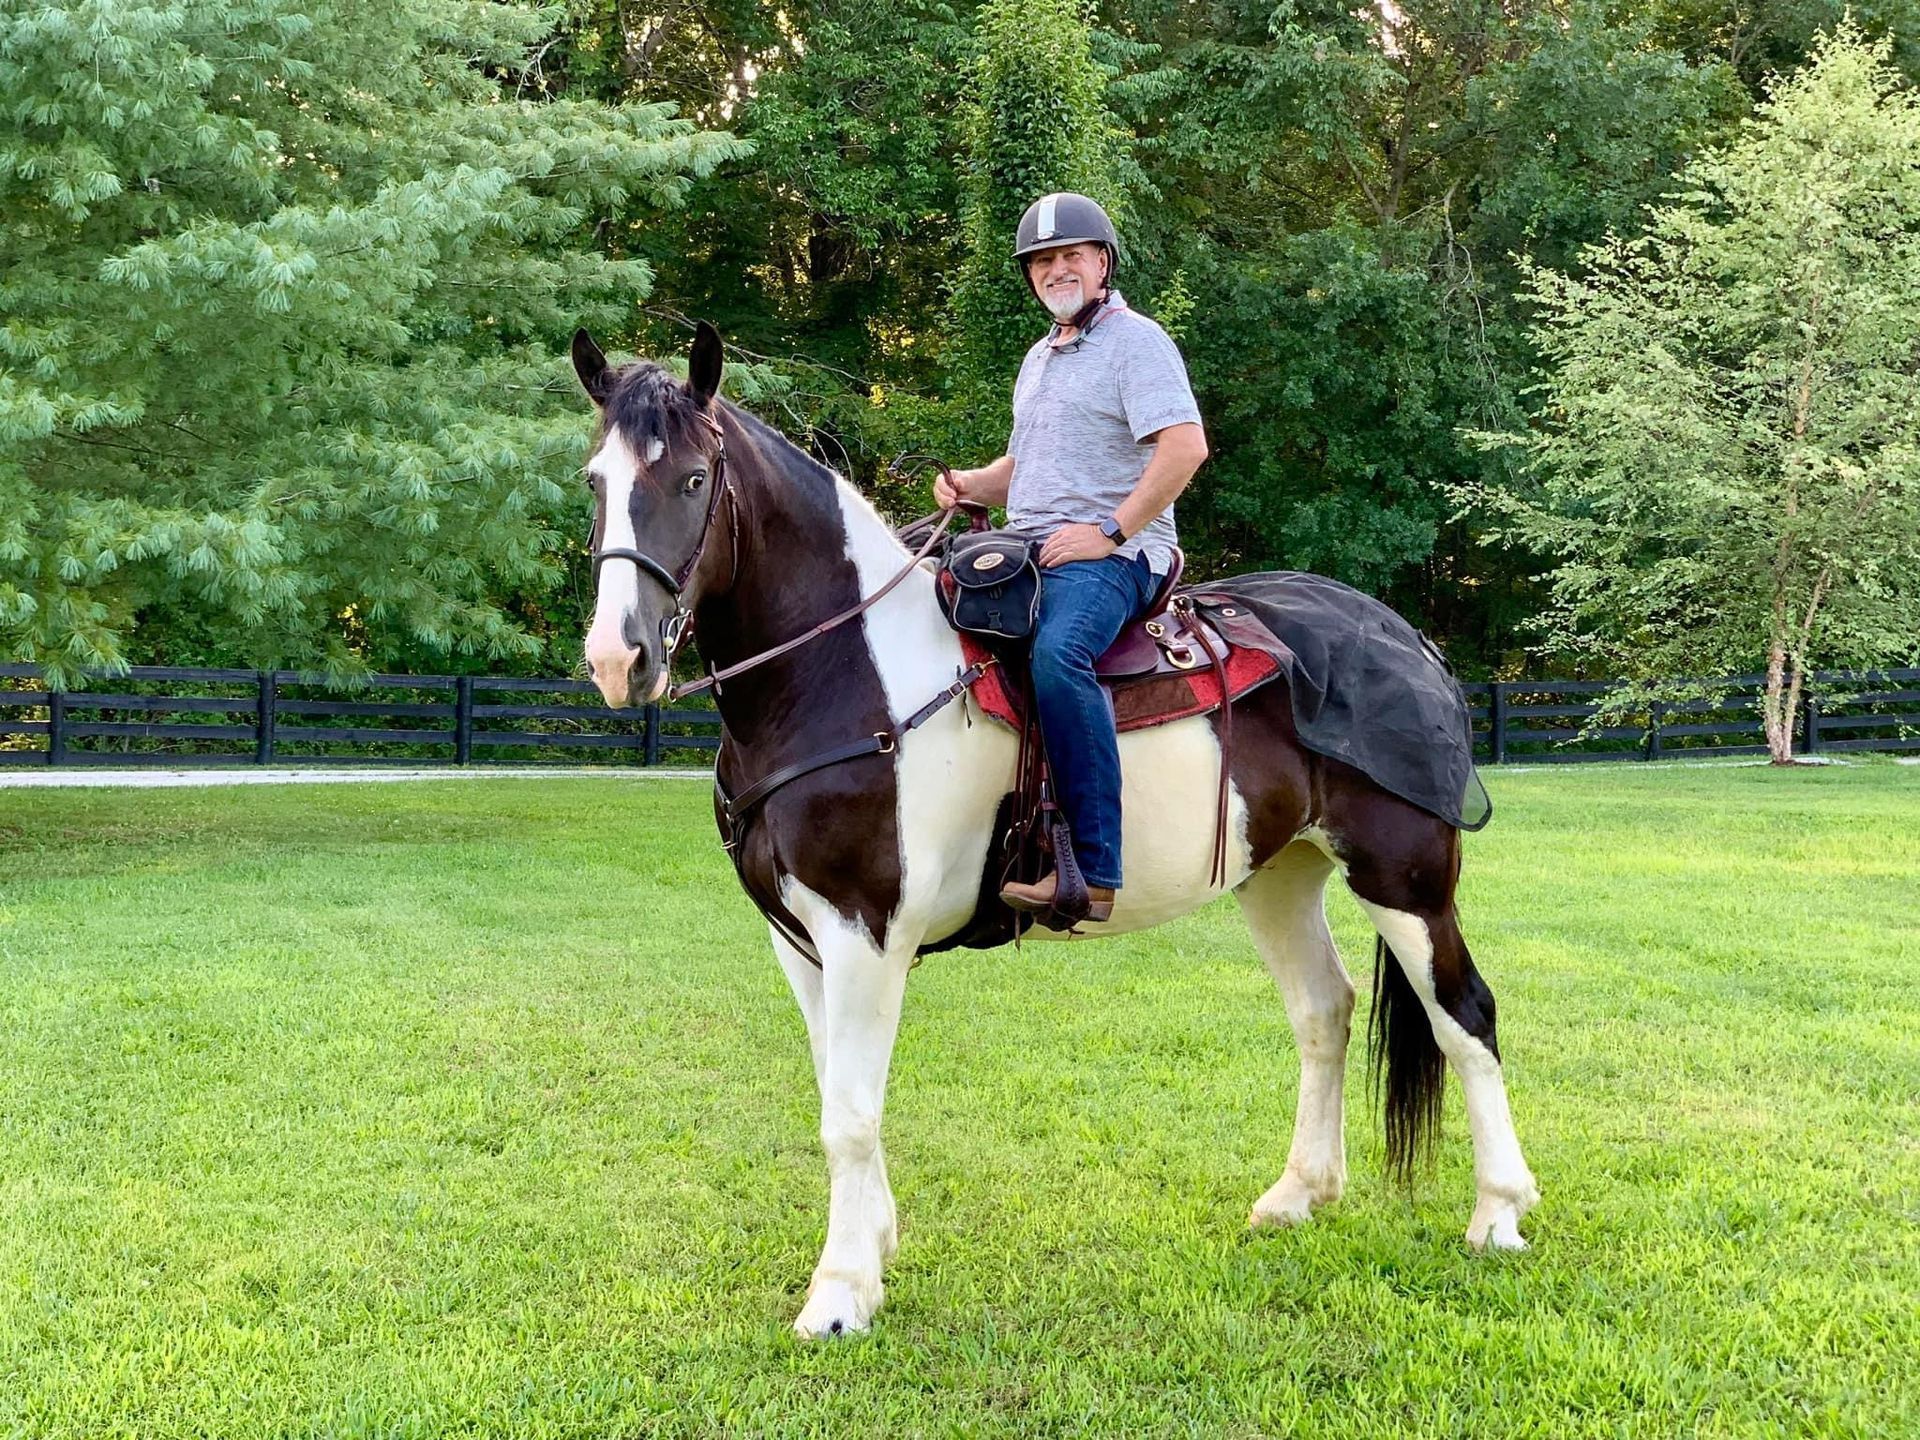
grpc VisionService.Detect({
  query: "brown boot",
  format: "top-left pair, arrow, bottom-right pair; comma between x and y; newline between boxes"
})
1000,873 -> 1116,924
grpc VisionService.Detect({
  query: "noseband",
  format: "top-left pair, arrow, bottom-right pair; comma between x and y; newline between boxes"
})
591,411 -> 738,660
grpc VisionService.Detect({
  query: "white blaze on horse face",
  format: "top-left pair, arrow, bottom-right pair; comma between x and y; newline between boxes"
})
584,428 -> 667,707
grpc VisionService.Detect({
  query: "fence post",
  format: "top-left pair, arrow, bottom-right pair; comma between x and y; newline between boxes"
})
644,702 -> 662,766
48,687 -> 66,765
455,676 -> 473,765
255,671 -> 277,764
1645,700 -> 1665,761
1488,682 -> 1507,764
1802,690 -> 1820,756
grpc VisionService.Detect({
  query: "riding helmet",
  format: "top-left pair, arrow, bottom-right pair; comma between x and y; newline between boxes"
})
1013,192 -> 1119,297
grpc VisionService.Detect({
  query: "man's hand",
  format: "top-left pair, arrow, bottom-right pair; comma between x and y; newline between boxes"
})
1039,522 -> 1118,568
936,455 -> 1013,510
933,466 -> 968,509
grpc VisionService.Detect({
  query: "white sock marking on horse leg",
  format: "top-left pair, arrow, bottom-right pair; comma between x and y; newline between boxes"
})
782,882 -> 912,1337
1237,844 -> 1353,1225
1354,900 -> 1539,1251
770,927 -> 827,1092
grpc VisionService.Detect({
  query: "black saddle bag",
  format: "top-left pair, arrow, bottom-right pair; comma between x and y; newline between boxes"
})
938,531 -> 1041,642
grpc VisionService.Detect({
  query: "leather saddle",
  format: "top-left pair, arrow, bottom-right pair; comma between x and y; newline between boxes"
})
1090,549 -> 1223,682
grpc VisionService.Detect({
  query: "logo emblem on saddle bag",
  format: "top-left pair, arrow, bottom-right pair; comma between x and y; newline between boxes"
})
938,533 -> 1041,642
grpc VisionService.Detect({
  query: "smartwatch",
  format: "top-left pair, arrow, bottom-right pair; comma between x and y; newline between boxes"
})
1099,516 -> 1128,545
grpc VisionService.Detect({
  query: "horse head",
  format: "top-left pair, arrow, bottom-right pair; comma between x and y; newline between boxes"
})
573,321 -> 730,708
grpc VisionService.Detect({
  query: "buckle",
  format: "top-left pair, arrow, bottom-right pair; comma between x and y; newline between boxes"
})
875,731 -> 897,754
1144,620 -> 1166,638
1168,647 -> 1200,670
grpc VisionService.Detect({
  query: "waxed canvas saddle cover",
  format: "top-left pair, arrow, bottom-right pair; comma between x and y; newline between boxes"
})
1191,571 -> 1490,831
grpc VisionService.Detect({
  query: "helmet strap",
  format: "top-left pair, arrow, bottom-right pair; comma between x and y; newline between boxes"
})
1067,295 -> 1106,331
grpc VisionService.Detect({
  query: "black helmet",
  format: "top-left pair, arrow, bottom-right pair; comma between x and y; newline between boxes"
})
1013,192 -> 1119,296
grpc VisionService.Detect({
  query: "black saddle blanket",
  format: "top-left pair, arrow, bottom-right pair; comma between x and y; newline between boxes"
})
1190,571 -> 1491,832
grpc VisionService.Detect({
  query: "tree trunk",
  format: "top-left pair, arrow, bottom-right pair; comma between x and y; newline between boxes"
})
1763,634 -> 1795,765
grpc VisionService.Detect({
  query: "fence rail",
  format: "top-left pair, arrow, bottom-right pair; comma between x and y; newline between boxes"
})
2,664 -> 1916,768
0,666 -> 720,768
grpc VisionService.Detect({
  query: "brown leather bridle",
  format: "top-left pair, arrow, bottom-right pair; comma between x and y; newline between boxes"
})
590,410 -> 739,673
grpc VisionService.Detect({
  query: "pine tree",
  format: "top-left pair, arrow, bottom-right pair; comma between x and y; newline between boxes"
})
0,0 -> 746,683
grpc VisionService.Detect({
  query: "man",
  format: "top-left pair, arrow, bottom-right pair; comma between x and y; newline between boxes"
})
935,192 -> 1209,924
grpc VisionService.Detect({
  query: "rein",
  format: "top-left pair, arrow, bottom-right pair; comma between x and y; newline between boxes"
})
663,455 -> 989,702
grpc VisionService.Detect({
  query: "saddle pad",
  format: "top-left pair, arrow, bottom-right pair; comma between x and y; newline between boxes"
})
957,633 -> 1281,734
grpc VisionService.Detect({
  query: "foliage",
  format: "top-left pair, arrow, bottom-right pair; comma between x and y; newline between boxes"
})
11,0 -> 1916,679
0,0 -> 744,683
1469,24 -> 1920,758
943,0 -> 1128,451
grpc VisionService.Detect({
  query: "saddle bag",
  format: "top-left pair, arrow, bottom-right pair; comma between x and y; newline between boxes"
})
938,531 -> 1041,642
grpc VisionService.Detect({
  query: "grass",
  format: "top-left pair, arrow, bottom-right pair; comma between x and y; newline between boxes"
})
0,762 -> 1915,1438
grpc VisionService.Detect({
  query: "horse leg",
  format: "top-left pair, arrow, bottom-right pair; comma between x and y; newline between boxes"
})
783,899 -> 912,1338
1348,886 -> 1539,1250
771,927 -> 827,1091
1337,808 -> 1539,1251
1235,841 -> 1355,1226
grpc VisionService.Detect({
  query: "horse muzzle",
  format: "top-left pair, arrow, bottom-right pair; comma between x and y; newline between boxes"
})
585,620 -> 669,709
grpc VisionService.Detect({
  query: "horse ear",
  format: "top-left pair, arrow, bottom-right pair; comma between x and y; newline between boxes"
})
688,321 -> 723,408
572,328 -> 613,405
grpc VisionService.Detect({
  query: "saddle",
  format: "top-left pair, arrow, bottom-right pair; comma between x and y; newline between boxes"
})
932,543 -> 1287,942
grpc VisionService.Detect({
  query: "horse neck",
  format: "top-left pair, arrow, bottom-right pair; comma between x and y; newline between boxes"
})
692,412 -> 954,749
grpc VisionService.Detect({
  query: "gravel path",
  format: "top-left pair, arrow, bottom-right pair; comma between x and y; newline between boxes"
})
0,767 -> 711,788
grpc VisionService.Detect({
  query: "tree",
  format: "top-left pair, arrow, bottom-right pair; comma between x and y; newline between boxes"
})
1468,23 -> 1920,762
0,0 -> 744,683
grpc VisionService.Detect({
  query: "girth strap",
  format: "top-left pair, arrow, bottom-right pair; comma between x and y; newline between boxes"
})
1173,594 -> 1233,889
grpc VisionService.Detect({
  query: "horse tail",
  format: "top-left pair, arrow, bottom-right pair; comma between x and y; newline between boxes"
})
1368,933 -> 1445,1185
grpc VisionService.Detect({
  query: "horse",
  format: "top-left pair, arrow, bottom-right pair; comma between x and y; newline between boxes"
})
571,322 -> 1539,1338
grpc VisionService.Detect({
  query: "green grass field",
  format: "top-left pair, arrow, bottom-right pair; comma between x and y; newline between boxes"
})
1,763 -> 1915,1438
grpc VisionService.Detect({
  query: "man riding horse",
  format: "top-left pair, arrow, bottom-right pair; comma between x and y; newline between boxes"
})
936,193 -> 1210,925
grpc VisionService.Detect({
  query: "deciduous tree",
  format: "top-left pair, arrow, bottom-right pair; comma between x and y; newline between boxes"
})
1469,24 -> 1920,761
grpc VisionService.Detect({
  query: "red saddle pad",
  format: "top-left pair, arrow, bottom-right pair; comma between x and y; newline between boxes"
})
957,633 -> 1281,734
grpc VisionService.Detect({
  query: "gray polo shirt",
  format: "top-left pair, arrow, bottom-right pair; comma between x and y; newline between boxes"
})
1005,292 -> 1202,575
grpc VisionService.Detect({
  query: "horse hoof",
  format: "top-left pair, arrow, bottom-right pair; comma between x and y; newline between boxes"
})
1248,1173 -> 1336,1228
1465,1196 -> 1532,1252
793,1276 -> 878,1339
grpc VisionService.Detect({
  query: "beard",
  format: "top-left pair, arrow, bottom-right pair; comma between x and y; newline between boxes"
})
1041,277 -> 1085,321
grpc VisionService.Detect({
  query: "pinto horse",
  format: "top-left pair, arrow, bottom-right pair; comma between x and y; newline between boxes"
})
573,323 -> 1538,1338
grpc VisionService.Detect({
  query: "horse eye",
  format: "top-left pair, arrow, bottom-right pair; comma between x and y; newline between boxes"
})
682,470 -> 707,496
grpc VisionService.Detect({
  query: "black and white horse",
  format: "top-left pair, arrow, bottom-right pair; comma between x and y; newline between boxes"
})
573,324 -> 1538,1338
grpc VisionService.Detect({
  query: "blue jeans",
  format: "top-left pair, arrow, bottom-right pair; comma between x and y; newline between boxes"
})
1029,552 -> 1159,890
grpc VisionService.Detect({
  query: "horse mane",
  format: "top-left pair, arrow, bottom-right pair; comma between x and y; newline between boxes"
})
597,362 -> 722,476
598,361 -> 846,497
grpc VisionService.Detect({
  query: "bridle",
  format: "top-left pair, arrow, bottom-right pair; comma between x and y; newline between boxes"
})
591,410 -> 739,667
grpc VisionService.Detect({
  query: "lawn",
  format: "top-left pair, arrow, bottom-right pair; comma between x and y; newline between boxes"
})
0,763 -> 1915,1438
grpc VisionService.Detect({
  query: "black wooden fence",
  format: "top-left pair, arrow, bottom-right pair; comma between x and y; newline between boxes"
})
1460,670 -> 1920,763
1,663 -> 1915,768
0,665 -> 720,768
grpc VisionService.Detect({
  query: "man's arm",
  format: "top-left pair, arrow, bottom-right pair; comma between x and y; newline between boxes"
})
1037,421 -> 1207,568
934,454 -> 1013,509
